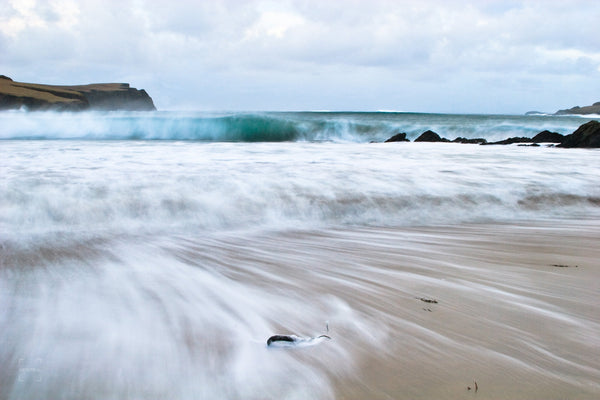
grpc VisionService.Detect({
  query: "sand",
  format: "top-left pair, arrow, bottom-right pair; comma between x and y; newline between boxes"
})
2,219 -> 599,399
315,221 -> 600,399
216,220 -> 600,399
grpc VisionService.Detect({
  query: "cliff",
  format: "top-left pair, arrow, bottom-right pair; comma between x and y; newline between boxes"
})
555,102 -> 600,115
0,75 -> 156,111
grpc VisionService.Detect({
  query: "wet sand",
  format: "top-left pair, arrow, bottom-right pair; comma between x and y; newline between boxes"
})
330,221 -> 599,400
213,219 -> 600,399
2,219 -> 599,399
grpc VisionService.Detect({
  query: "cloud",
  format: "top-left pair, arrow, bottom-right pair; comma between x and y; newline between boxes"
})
1,0 -> 599,112
0,0 -> 78,36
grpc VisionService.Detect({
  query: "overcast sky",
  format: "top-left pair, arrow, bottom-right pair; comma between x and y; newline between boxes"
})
1,0 -> 599,113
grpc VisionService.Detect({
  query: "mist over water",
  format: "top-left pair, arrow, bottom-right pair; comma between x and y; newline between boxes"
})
1,112 -> 600,399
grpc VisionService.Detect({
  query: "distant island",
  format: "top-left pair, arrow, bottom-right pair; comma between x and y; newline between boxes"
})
0,75 -> 155,111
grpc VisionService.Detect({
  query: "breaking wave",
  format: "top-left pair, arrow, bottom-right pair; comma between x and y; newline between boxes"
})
0,111 -> 595,142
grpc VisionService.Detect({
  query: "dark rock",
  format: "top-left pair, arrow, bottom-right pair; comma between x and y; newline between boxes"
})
384,132 -> 409,142
531,130 -> 564,143
414,130 -> 449,142
482,136 -> 532,145
0,75 -> 13,81
558,120 -> 600,148
518,143 -> 540,147
452,137 -> 487,144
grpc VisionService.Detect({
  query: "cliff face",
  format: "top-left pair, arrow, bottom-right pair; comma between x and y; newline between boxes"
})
0,75 -> 156,111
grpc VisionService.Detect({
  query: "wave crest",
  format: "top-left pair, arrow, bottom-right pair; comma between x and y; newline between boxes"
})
0,111 -> 593,142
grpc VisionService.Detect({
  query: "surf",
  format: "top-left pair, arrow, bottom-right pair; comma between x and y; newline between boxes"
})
0,111 -> 595,142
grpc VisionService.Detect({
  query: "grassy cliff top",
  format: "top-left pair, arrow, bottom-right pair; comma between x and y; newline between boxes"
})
0,76 -> 155,111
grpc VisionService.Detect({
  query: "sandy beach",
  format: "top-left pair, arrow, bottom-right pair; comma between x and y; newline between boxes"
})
315,222 -> 599,400
207,220 -> 600,400
2,137 -> 599,399
3,0 -> 600,397
4,219 -> 599,399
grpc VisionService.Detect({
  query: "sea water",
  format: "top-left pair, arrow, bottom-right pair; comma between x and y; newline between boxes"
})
1,112 -> 599,399
0,110 -> 595,142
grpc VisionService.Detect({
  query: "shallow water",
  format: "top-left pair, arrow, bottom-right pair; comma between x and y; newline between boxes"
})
1,135 -> 600,399
2,140 -> 599,238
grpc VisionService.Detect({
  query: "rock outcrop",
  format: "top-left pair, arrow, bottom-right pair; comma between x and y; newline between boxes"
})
0,76 -> 156,111
483,131 -> 564,145
482,137 -> 532,145
384,132 -> 409,142
452,137 -> 487,144
382,122 -> 600,148
414,130 -> 449,142
558,120 -> 600,148
555,102 -> 600,115
531,130 -> 564,143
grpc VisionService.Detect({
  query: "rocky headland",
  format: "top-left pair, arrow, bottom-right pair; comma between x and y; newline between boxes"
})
555,102 -> 600,115
385,120 -> 600,148
524,101 -> 600,116
0,75 -> 155,111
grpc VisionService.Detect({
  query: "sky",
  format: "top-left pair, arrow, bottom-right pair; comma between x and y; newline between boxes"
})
1,0 -> 599,114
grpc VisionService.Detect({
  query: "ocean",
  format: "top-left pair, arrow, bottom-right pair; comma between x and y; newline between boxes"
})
1,111 -> 599,399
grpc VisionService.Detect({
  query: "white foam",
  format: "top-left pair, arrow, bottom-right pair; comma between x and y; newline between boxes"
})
2,140 -> 599,242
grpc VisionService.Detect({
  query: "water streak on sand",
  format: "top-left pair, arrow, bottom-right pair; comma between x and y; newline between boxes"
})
2,223 -> 600,399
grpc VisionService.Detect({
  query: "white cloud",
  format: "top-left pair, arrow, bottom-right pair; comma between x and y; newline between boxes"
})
244,8 -> 305,40
0,0 -> 80,36
0,0 -> 47,37
50,0 -> 80,30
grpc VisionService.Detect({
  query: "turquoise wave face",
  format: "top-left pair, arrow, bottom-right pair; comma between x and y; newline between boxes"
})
0,111 -> 595,142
